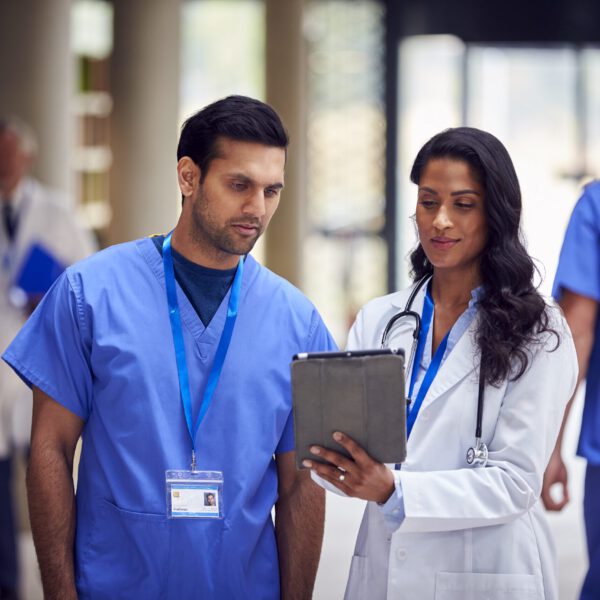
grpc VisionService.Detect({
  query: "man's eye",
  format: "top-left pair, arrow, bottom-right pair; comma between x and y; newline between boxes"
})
231,182 -> 247,192
265,188 -> 279,198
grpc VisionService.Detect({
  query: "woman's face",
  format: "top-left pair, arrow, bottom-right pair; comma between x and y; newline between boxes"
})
416,158 -> 487,278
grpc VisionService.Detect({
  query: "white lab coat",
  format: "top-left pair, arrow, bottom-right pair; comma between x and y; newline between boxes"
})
331,281 -> 578,600
0,177 -> 96,457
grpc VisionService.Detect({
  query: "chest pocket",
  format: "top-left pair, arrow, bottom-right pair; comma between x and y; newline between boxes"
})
435,572 -> 542,600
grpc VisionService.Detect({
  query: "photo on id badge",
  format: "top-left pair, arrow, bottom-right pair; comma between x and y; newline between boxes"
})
166,470 -> 223,519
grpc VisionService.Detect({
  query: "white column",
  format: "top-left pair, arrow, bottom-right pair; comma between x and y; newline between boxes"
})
265,0 -> 307,288
108,0 -> 181,244
0,0 -> 74,192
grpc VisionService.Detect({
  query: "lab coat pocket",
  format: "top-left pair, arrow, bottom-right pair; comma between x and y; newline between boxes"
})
82,499 -> 169,599
434,571 -> 541,600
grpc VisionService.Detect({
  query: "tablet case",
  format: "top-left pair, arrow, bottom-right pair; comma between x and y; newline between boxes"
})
291,349 -> 407,469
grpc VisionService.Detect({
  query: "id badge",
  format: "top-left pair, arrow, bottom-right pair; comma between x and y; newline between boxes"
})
165,470 -> 224,519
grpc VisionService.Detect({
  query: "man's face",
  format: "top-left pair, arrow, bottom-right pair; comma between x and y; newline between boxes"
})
0,130 -> 29,190
187,138 -> 285,266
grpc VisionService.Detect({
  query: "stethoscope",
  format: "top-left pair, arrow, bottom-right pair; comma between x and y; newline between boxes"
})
381,275 -> 488,467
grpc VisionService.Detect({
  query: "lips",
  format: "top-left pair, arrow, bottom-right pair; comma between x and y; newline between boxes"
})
430,236 -> 459,250
231,223 -> 260,236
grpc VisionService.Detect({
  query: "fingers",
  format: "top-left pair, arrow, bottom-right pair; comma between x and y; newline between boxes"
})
307,444 -> 355,473
302,458 -> 353,495
303,433 -> 396,504
331,432 -> 373,467
541,482 -> 569,512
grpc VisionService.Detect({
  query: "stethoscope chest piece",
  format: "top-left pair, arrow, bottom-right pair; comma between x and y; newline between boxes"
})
466,439 -> 488,467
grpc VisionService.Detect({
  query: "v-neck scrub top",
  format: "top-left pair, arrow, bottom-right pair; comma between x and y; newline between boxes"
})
3,237 -> 336,599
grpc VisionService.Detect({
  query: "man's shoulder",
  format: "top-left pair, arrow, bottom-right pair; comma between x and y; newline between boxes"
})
66,238 -> 148,280
577,180 -> 600,211
562,180 -> 600,244
584,179 -> 600,196
246,256 -> 316,312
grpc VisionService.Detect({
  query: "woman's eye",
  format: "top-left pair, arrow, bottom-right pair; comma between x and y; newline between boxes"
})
455,201 -> 475,209
418,199 -> 437,208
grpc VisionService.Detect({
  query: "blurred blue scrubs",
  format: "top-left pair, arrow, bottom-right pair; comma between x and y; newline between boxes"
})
3,237 -> 336,599
553,180 -> 600,599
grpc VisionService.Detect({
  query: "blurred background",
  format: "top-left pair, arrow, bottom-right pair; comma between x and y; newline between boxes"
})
1,0 -> 598,598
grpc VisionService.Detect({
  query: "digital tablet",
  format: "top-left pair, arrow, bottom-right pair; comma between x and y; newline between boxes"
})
291,348 -> 407,469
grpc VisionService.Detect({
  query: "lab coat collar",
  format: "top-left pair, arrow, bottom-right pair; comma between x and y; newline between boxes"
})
424,317 -> 479,403
389,278 -> 429,309
385,278 -> 479,409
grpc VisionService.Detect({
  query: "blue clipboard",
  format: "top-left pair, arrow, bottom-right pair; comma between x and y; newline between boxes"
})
14,242 -> 65,297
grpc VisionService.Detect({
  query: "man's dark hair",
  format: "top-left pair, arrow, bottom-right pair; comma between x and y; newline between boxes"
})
177,95 -> 288,182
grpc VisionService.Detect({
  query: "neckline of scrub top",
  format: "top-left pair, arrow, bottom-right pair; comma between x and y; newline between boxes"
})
163,231 -> 244,453
136,237 -> 255,349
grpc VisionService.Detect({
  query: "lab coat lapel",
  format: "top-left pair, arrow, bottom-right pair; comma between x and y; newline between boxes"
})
423,317 -> 479,404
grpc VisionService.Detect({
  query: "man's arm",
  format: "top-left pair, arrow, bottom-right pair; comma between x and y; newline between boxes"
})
541,290 -> 597,510
275,451 -> 325,600
27,386 -> 84,599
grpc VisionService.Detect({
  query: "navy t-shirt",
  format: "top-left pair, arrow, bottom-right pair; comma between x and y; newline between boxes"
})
151,235 -> 236,326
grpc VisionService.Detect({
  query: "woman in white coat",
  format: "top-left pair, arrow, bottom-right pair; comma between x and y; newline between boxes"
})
304,127 -> 578,600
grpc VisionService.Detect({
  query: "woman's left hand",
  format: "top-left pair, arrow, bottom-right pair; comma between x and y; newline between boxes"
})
303,431 -> 395,504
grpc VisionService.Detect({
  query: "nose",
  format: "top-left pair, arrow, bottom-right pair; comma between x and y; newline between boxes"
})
432,204 -> 452,231
242,190 -> 266,218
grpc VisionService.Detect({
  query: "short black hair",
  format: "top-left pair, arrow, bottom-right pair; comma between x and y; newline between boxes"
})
177,95 -> 288,181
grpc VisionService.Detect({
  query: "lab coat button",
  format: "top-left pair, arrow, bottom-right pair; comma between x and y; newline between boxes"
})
396,548 -> 407,561
420,410 -> 430,421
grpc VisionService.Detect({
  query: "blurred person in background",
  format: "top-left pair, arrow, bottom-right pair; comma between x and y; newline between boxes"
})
306,127 -> 577,600
2,96 -> 334,600
0,116 -> 96,600
542,180 -> 600,600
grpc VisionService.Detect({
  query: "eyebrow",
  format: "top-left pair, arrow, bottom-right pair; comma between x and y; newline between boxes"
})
418,186 -> 481,196
228,173 -> 284,190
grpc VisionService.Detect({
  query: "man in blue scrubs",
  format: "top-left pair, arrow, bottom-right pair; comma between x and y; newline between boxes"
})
542,180 -> 600,600
3,96 -> 336,599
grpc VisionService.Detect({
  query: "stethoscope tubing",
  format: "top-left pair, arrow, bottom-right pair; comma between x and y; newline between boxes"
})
381,274 -> 487,466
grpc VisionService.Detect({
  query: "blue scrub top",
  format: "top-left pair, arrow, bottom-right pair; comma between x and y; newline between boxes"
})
553,181 -> 600,465
3,237 -> 337,599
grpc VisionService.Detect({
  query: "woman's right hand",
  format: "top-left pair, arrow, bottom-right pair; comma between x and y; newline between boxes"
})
303,431 -> 396,505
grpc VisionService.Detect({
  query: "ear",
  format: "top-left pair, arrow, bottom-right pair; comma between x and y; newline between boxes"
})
177,157 -> 200,198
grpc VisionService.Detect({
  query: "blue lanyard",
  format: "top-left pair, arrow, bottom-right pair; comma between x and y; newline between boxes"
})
162,232 -> 244,461
406,285 -> 450,439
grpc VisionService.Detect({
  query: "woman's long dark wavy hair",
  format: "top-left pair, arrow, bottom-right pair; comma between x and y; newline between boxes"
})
409,127 -> 559,386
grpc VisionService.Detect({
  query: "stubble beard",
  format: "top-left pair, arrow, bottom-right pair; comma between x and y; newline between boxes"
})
190,187 -> 264,259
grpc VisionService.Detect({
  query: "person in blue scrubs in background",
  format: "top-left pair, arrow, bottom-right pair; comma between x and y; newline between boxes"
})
542,180 -> 600,600
2,95 -> 336,599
